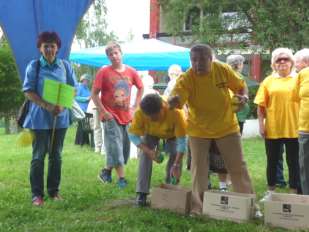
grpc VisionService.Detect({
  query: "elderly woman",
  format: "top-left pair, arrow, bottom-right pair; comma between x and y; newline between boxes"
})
226,55 -> 250,133
163,64 -> 183,97
292,48 -> 309,194
22,31 -> 77,206
254,48 -> 300,201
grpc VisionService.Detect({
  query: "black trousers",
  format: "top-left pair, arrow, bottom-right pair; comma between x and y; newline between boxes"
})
265,138 -> 300,190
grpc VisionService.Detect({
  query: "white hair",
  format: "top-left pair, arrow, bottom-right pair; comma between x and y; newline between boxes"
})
271,48 -> 294,70
226,55 -> 245,69
294,48 -> 309,63
168,64 -> 182,76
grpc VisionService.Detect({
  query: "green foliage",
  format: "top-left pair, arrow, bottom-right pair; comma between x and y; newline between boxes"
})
0,127 -> 289,231
74,0 -> 117,81
159,0 -> 309,51
75,0 -> 117,48
0,41 -> 24,116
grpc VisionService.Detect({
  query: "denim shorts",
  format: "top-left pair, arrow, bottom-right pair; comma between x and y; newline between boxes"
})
103,119 -> 130,167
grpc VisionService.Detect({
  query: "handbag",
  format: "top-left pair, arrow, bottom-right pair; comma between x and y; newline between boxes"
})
70,100 -> 86,122
17,60 -> 40,128
17,100 -> 31,128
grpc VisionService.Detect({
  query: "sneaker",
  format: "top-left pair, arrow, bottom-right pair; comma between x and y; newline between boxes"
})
98,169 -> 112,183
254,203 -> 263,219
259,191 -> 273,202
117,177 -> 128,189
136,192 -> 147,207
50,193 -> 63,201
32,196 -> 44,206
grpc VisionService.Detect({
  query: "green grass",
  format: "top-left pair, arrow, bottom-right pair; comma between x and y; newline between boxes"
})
0,128 -> 295,232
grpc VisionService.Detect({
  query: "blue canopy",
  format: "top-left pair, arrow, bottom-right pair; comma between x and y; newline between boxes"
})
0,0 -> 93,81
70,39 -> 191,71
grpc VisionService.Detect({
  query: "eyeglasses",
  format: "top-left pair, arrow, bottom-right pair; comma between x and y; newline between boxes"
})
275,57 -> 290,63
42,44 -> 57,50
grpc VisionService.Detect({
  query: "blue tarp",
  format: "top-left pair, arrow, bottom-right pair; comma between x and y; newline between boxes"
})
0,0 -> 93,81
70,39 -> 191,71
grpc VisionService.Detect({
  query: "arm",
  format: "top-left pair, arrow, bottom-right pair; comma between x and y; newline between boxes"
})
170,136 -> 186,179
168,72 -> 190,109
257,105 -> 266,138
91,87 -> 113,121
132,86 -> 144,110
128,133 -> 159,162
24,91 -> 62,115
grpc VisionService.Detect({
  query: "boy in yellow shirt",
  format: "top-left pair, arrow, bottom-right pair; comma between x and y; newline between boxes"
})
128,94 -> 187,206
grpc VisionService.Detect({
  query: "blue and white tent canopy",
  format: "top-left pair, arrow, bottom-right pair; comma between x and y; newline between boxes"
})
70,39 -> 191,71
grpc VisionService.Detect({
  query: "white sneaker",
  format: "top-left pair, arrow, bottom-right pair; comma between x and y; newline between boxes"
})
259,191 -> 273,202
255,209 -> 263,219
253,203 -> 263,219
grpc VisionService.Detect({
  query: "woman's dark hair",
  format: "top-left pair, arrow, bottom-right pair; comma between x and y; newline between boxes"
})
37,31 -> 61,49
140,94 -> 162,116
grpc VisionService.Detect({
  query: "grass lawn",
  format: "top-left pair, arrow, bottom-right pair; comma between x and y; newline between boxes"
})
0,127 -> 293,232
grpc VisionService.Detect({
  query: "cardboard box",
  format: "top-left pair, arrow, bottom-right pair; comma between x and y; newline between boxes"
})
202,191 -> 256,222
264,193 -> 309,229
150,184 -> 191,215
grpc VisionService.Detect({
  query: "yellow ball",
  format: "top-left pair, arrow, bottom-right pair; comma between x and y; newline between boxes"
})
17,130 -> 35,147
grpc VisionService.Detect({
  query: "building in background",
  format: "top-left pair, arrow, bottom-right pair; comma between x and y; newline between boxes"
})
143,0 -> 262,82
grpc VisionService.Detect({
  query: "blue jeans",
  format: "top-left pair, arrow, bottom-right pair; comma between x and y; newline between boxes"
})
30,128 -> 67,198
299,134 -> 309,194
103,119 -> 130,168
276,152 -> 286,185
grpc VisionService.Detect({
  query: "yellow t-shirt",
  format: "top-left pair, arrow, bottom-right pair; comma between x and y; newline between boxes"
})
171,61 -> 244,138
128,103 -> 187,139
291,67 -> 309,132
254,74 -> 299,138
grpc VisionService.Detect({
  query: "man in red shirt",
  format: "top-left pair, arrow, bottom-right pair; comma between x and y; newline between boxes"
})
92,42 -> 144,188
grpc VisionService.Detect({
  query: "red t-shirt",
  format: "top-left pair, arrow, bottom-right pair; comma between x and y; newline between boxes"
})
93,65 -> 143,125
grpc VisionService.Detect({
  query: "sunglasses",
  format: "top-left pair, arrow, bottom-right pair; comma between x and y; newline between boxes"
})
275,57 -> 290,63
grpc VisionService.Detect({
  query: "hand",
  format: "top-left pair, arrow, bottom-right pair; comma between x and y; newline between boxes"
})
100,111 -> 113,122
53,105 -> 64,116
170,164 -> 181,180
168,95 -> 181,109
149,149 -> 161,163
232,94 -> 248,112
45,103 -> 63,116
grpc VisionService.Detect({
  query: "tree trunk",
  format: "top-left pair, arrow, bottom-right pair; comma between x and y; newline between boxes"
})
4,115 -> 10,134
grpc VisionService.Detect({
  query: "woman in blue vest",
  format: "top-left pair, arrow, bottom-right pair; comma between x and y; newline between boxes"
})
22,31 -> 77,206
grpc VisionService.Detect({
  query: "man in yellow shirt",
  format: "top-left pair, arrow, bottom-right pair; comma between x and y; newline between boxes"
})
292,48 -> 309,194
169,44 -> 253,214
128,93 -> 187,206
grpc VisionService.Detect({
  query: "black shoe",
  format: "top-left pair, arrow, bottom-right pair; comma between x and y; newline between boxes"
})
136,192 -> 147,207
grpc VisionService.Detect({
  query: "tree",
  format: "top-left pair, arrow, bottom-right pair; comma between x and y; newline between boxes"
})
75,0 -> 116,48
158,0 -> 309,51
74,0 -> 117,80
0,40 -> 24,134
